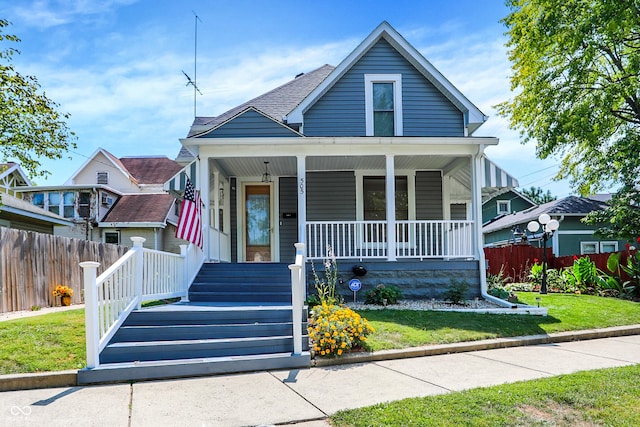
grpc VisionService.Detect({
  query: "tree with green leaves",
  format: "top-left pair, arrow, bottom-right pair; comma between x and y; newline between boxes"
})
499,0 -> 640,239
521,186 -> 556,205
0,19 -> 76,180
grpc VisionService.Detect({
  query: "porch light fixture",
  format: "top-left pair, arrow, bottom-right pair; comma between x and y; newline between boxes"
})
526,213 -> 560,294
261,161 -> 272,183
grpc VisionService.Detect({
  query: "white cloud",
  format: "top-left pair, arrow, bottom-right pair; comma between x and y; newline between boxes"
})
9,0 -> 138,29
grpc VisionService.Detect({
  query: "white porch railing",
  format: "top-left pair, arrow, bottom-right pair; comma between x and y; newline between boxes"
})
208,226 -> 231,262
80,237 -> 204,369
395,220 -> 475,259
306,220 -> 474,260
306,221 -> 388,259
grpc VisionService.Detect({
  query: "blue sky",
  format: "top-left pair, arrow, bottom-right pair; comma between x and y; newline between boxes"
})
1,0 -> 574,197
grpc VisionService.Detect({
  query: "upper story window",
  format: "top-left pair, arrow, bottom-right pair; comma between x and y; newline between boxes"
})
365,74 -> 403,136
96,172 -> 109,185
497,200 -> 511,215
78,192 -> 91,218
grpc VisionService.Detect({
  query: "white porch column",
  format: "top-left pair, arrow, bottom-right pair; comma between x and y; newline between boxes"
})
386,154 -> 396,261
199,157 -> 210,260
472,149 -> 487,293
296,155 -> 307,247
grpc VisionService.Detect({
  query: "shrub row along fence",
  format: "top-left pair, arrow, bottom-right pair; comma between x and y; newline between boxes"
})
0,227 -> 128,313
484,245 -> 632,282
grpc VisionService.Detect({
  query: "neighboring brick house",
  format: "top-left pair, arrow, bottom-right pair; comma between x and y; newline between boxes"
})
16,148 -> 185,252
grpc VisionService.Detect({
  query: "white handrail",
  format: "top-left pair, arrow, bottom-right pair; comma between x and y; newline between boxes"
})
80,237 -> 204,369
306,220 -> 475,260
289,242 -> 305,355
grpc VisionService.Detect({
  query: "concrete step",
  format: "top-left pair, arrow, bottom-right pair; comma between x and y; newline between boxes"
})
78,352 -> 311,385
113,322 -> 300,342
100,335 -> 302,364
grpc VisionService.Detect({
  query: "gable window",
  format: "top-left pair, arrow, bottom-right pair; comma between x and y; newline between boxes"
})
96,172 -> 109,185
497,200 -> 511,215
365,74 -> 403,136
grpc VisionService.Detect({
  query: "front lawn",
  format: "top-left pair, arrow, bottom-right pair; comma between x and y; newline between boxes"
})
0,309 -> 85,374
1,292 -> 639,374
358,292 -> 640,351
331,364 -> 640,426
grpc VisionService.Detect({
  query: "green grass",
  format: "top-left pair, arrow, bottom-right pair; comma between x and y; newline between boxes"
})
1,293 -> 639,375
358,292 -> 640,351
0,309 -> 86,374
331,364 -> 640,426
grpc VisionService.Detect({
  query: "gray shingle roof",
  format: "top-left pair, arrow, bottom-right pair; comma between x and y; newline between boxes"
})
101,193 -> 174,224
186,64 -> 335,137
483,196 -> 609,233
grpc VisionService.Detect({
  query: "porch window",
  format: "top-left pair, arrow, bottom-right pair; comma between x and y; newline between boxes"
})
63,192 -> 75,218
48,192 -> 60,215
32,193 -> 44,209
365,74 -> 403,136
363,176 -> 409,220
78,192 -> 91,218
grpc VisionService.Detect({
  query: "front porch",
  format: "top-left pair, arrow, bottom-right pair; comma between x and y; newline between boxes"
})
182,140 -> 500,266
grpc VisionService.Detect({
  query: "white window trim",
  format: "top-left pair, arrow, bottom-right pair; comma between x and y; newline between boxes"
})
365,74 -> 403,136
497,200 -> 511,215
580,240 -> 619,255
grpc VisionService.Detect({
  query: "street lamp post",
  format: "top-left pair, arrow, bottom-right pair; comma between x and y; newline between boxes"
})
527,214 -> 560,294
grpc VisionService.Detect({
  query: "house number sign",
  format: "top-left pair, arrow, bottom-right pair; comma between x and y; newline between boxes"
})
299,178 -> 305,195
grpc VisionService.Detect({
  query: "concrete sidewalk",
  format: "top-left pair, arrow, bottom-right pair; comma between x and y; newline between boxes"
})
1,334 -> 640,427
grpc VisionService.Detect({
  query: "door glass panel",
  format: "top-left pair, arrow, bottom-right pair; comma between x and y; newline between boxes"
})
245,185 -> 271,261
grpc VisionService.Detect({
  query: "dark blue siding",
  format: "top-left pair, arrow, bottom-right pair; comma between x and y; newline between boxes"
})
416,171 -> 443,219
279,177 -> 298,261
199,110 -> 299,138
304,39 -> 464,137
306,172 -> 356,220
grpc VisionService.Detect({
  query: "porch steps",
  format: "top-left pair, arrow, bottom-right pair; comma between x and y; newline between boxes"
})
77,263 -> 310,385
188,262 -> 292,304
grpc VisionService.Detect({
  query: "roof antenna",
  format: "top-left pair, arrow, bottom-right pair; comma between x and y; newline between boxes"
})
182,11 -> 203,118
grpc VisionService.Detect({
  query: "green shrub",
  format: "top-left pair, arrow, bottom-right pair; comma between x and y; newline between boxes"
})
365,284 -> 402,305
442,279 -> 469,305
305,293 -> 322,308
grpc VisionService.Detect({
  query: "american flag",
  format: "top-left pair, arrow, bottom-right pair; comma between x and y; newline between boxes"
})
175,178 -> 203,248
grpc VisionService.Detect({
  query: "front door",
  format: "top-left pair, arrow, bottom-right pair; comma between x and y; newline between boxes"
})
245,184 -> 272,262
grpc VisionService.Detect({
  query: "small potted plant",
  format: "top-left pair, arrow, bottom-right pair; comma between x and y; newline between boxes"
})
53,285 -> 73,306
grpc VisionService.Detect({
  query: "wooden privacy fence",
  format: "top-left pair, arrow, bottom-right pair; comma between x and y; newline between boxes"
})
0,227 -> 128,313
485,244 -> 632,282
484,245 -> 551,282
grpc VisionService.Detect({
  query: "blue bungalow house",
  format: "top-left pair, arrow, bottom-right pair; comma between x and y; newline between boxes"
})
173,21 -> 518,299
78,21 -> 522,384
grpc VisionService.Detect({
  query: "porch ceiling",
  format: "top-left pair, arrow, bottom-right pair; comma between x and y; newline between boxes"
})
211,155 -> 465,178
